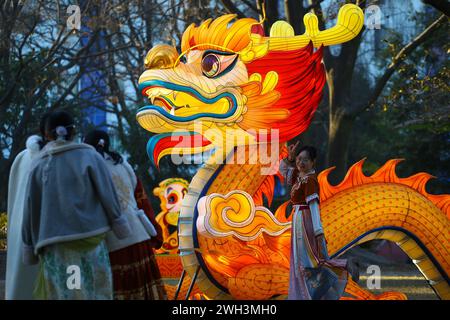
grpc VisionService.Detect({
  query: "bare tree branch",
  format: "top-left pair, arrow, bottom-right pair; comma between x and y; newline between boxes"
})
359,14 -> 447,110
241,0 -> 258,13
220,0 -> 245,18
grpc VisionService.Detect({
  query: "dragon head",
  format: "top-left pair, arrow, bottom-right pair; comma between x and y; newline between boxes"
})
137,4 -> 364,165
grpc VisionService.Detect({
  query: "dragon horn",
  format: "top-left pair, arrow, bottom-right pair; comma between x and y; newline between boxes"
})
304,4 -> 364,46
269,4 -> 364,49
240,4 -> 364,62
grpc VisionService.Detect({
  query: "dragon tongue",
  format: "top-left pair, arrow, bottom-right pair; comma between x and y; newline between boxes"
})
148,132 -> 212,168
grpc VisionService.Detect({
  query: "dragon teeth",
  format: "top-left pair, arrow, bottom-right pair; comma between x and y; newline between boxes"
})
147,88 -> 173,99
170,107 -> 175,116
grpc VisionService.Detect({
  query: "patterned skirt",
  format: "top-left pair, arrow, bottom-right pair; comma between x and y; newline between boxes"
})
34,237 -> 113,300
288,205 -> 348,300
109,240 -> 167,300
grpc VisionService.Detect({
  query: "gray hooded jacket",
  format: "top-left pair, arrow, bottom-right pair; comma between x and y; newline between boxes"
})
22,140 -> 131,264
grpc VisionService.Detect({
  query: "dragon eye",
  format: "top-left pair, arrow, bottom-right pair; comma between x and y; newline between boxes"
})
201,53 -> 221,78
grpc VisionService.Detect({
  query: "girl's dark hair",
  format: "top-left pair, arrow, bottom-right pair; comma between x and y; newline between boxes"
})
298,145 -> 317,161
45,111 -> 75,140
84,130 -> 123,165
38,112 -> 51,148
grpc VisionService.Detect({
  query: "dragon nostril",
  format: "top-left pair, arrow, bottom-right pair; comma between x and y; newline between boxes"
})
144,44 -> 179,70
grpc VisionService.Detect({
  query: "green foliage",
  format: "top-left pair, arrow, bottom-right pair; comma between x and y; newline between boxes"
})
0,213 -> 7,250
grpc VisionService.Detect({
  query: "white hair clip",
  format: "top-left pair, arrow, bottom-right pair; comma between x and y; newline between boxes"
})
55,126 -> 68,140
98,139 -> 105,147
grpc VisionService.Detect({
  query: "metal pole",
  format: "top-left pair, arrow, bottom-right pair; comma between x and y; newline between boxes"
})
185,265 -> 201,300
174,269 -> 186,300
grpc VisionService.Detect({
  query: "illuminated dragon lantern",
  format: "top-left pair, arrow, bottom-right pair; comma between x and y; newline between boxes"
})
138,4 -> 450,300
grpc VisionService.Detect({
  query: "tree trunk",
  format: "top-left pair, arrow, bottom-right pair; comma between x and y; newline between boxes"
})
321,3 -> 365,177
327,108 -> 356,183
266,0 -> 279,27
284,0 -> 306,34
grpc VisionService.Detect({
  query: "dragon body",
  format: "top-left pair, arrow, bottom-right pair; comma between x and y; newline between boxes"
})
137,5 -> 450,299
